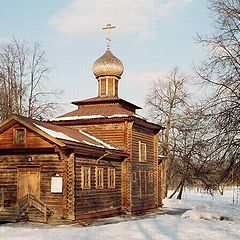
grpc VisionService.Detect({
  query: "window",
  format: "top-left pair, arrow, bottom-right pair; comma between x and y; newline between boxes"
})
149,171 -> 153,183
139,141 -> 147,162
108,168 -> 115,188
81,166 -> 91,189
95,167 -> 104,189
100,78 -> 107,96
132,172 -> 137,182
14,128 -> 26,144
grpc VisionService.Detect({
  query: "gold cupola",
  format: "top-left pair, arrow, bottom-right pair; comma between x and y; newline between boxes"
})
92,49 -> 124,78
92,24 -> 124,98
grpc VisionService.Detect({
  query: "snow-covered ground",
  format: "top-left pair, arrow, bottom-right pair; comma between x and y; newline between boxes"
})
1,188 -> 240,240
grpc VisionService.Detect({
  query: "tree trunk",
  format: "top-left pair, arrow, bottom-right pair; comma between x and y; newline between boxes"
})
169,180 -> 183,199
177,180 -> 185,199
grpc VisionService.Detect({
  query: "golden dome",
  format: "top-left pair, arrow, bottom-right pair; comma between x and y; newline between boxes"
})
92,49 -> 124,78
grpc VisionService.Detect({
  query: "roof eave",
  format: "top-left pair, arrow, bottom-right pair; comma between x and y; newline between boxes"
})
71,97 -> 142,110
51,115 -> 163,131
61,141 -> 129,160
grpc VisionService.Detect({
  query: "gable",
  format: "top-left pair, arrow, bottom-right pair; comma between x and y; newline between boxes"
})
0,122 -> 54,149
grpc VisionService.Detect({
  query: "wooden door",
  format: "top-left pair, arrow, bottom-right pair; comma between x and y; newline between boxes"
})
18,169 -> 40,199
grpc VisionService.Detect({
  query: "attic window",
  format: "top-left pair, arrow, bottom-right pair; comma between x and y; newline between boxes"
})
14,128 -> 26,144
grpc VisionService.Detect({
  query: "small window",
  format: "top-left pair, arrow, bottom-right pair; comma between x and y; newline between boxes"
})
108,168 -> 115,188
149,171 -> 153,183
81,166 -> 91,189
14,128 -> 26,144
132,172 -> 137,182
139,141 -> 147,162
95,167 -> 104,189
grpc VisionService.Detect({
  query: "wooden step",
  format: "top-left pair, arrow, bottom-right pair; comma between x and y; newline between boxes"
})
0,207 -> 18,222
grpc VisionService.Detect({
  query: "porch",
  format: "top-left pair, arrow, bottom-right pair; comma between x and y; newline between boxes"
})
0,187 -> 52,223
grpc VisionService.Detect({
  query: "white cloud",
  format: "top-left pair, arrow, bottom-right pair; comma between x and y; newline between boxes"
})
119,70 -> 166,108
49,0 -> 192,38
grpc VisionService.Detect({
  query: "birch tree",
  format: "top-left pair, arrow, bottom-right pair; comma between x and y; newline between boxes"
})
146,68 -> 189,197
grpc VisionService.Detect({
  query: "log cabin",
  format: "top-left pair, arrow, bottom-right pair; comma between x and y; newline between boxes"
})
0,37 -> 163,223
0,115 -> 128,223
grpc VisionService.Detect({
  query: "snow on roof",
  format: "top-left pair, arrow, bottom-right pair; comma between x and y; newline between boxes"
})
133,114 -> 160,125
51,114 -> 131,121
50,113 -> 160,128
52,114 -> 145,121
133,114 -> 145,119
51,115 -> 104,121
79,130 -> 117,150
82,140 -> 104,149
33,123 -> 80,143
107,114 -> 129,118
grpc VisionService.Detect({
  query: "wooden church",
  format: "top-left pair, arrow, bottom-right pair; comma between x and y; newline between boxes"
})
0,27 -> 163,223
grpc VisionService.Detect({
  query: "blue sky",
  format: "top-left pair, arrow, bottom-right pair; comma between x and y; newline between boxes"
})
0,0 -> 213,115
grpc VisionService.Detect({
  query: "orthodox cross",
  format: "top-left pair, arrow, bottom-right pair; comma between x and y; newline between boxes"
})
102,24 -> 116,50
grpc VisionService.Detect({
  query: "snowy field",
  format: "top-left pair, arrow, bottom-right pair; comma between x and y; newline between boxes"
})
1,188 -> 240,240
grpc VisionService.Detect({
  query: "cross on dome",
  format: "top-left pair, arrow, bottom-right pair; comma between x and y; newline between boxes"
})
102,24 -> 116,50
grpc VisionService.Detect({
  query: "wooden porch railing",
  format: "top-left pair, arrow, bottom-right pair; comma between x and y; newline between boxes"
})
0,187 -> 4,210
18,193 -> 52,223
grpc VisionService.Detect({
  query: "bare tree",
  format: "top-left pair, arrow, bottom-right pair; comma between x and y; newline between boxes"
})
0,38 -> 61,120
196,0 -> 240,189
146,68 -> 189,198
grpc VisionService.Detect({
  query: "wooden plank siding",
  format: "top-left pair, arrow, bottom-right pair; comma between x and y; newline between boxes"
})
74,156 -> 122,220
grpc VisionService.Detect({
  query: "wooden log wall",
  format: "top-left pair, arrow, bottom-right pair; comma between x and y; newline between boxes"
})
65,153 -> 75,221
69,121 -> 134,211
75,156 -> 122,219
121,121 -> 133,211
69,122 -> 127,151
0,123 -> 67,222
154,133 -> 160,206
0,154 -> 66,221
65,120 -> 161,212
131,124 -> 157,210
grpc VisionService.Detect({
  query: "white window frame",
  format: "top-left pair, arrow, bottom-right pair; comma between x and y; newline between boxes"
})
81,166 -> 91,189
95,167 -> 104,189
